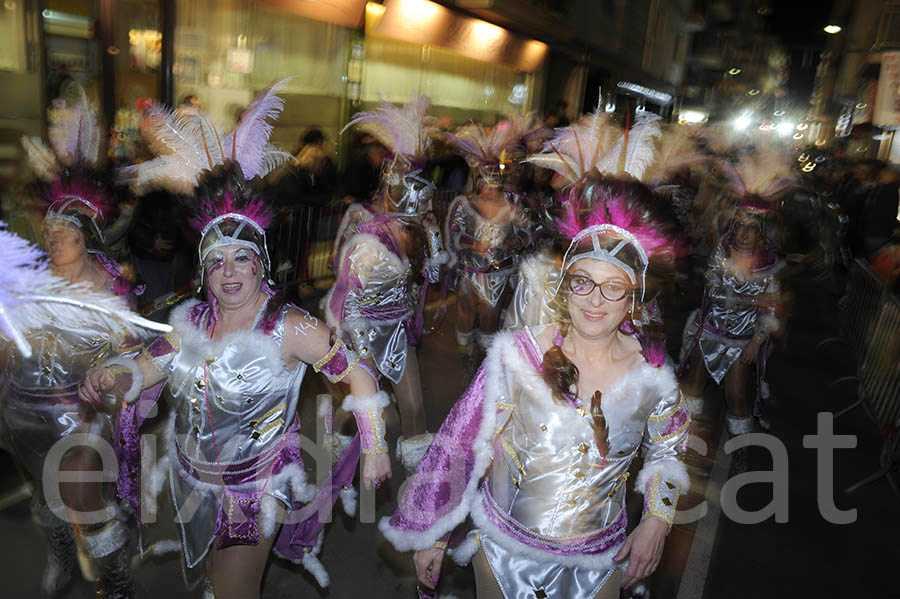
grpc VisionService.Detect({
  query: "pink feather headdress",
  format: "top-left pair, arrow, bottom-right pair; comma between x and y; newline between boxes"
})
126,80 -> 293,284
21,84 -> 116,251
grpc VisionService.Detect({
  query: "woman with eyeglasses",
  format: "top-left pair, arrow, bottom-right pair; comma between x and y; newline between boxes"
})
381,174 -> 690,598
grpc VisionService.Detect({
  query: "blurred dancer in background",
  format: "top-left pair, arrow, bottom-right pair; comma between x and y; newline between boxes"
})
327,96 -> 446,475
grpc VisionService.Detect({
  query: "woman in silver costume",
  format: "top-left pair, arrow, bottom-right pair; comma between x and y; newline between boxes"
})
2,89 -> 150,599
445,122 -> 532,355
678,150 -> 793,435
327,97 -> 446,474
80,82 -> 391,599
382,113 -> 690,599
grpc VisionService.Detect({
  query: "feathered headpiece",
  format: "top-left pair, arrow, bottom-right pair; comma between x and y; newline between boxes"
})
445,120 -> 521,186
0,222 -> 169,358
555,181 -> 682,302
719,148 -> 799,208
343,95 -> 437,216
21,84 -> 114,252
502,111 -> 551,154
526,109 -> 662,184
127,79 -> 293,285
128,79 -> 292,194
643,124 -> 706,188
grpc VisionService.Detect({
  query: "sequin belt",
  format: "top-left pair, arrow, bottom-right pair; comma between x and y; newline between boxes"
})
480,484 -> 627,556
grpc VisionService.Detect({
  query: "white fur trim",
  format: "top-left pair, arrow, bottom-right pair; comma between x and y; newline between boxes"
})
463,492 -> 625,571
450,533 -> 480,566
301,531 -> 330,588
396,433 -> 434,473
635,459 -> 691,496
317,394 -> 333,422
340,486 -> 358,516
512,327 -> 679,447
379,334 -> 506,551
682,394 -> 704,416
380,328 -> 684,554
260,494 -> 280,539
342,390 -> 390,413
103,356 -> 144,404
273,529 -> 329,587
169,300 -> 286,375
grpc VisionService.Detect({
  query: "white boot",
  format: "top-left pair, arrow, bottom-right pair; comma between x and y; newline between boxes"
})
396,433 -> 435,476
456,328 -> 474,352
725,415 -> 754,436
476,331 -> 493,352
682,392 -> 704,417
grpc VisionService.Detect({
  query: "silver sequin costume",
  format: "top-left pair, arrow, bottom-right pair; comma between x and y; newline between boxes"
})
681,244 -> 782,383
381,326 -> 691,599
445,195 -> 530,307
142,298 -> 316,567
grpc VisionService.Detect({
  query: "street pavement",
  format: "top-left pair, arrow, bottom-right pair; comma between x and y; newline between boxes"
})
0,266 -> 897,598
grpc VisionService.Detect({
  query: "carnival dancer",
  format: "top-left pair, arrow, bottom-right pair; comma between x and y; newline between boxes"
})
444,122 -> 532,357
382,112 -> 691,599
677,149 -> 792,434
499,112 -> 551,248
79,80 -> 391,599
326,96 -> 445,475
4,86 -> 160,599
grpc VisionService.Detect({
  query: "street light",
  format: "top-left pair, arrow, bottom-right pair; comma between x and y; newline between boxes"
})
824,25 -> 842,34
679,109 -> 708,125
734,114 -> 752,130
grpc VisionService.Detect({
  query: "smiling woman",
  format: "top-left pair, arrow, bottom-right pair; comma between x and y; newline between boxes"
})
79,81 -> 391,599
382,112 -> 690,599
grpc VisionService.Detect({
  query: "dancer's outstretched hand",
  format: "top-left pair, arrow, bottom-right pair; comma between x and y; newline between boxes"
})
413,547 -> 444,589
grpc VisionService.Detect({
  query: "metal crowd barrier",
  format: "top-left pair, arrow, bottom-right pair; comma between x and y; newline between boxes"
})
830,259 -> 900,496
270,202 -> 344,289
269,190 -> 461,293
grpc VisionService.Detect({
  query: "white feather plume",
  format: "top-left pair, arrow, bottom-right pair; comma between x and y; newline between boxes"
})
21,84 -> 103,180
127,103 -> 223,193
643,124 -> 706,187
129,81 -> 292,192
720,148 -> 799,198
445,120 -> 519,167
343,95 -> 436,160
47,83 -> 102,168
21,136 -> 60,182
224,78 -> 293,179
0,223 -> 170,358
622,111 -> 662,179
526,108 -> 623,182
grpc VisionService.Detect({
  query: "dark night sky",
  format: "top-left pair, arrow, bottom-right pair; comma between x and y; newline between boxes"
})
766,1 -> 838,103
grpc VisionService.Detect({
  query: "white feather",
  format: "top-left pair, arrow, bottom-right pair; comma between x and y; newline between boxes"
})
0,224 -> 170,355
21,137 -> 60,182
622,111 -> 662,179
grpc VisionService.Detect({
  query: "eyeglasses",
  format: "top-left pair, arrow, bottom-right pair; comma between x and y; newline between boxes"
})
566,275 -> 633,301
